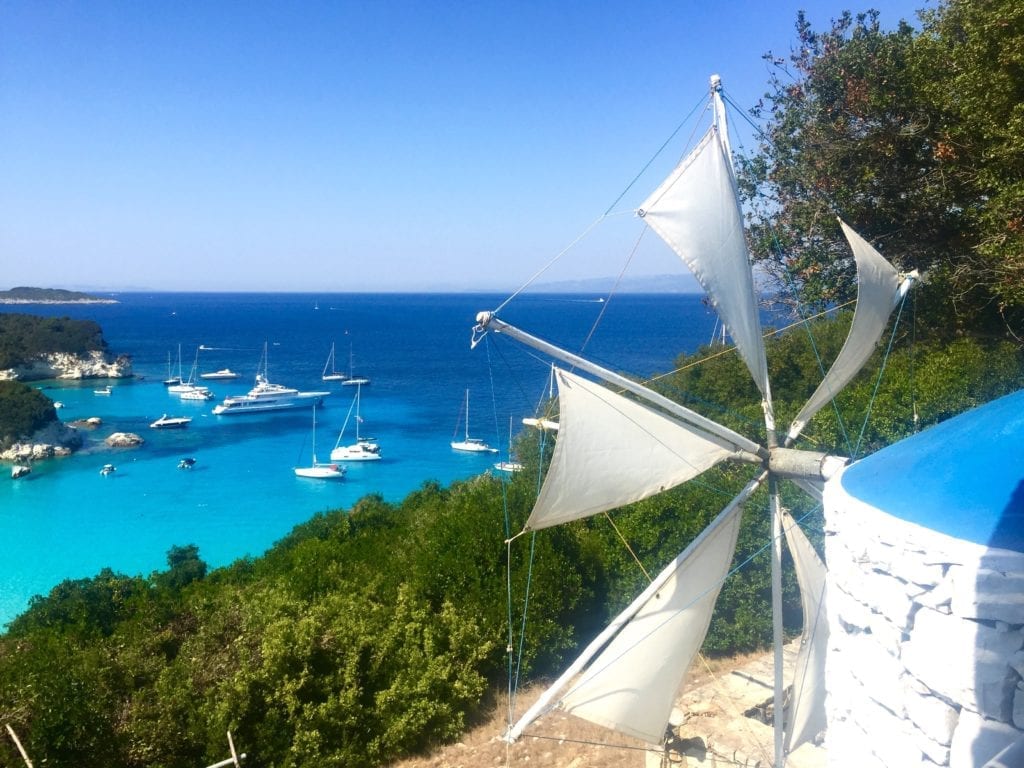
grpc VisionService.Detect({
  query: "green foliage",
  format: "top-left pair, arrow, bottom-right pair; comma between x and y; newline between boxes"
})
0,321 -> 1020,765
0,312 -> 108,369
156,544 -> 208,590
0,380 -> 58,447
0,287 -> 110,302
740,4 -> 1024,336
915,0 -> 1024,313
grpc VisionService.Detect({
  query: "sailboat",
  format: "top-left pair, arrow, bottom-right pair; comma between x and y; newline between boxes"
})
329,383 -> 381,461
494,416 -> 523,473
321,341 -> 348,381
294,402 -> 345,480
163,347 -> 184,386
168,346 -> 213,399
450,389 -> 497,453
469,75 -> 917,766
340,341 -> 370,386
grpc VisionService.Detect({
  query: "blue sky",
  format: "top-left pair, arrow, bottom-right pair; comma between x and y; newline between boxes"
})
1,1 -> 925,293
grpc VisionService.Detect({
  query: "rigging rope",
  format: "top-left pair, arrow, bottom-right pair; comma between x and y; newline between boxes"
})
579,226 -> 647,357
493,94 -> 709,318
852,289 -> 912,459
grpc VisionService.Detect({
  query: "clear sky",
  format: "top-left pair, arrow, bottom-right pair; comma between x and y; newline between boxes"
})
1,1 -> 925,293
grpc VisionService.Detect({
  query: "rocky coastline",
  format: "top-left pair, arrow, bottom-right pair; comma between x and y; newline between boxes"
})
1,420 -> 84,462
0,351 -> 133,382
2,350 -> 133,462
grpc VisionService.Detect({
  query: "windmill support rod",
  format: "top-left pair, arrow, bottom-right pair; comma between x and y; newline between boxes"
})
503,471 -> 768,744
770,476 -> 785,768
5,725 -> 33,768
768,448 -> 847,481
205,755 -> 246,768
473,312 -> 768,461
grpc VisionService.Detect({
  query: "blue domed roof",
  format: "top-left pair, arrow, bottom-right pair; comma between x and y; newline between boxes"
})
839,389 -> 1024,553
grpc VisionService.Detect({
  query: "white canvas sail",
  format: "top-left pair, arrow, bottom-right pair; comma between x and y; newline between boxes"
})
638,127 -> 771,409
525,368 -> 736,531
547,503 -> 743,744
786,220 -> 902,442
781,511 -> 828,753
508,477 -> 765,745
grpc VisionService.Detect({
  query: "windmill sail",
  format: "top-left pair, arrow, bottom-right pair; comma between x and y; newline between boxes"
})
638,126 -> 772,416
786,219 -> 906,443
474,74 -> 916,766
508,475 -> 764,744
781,512 -> 828,753
525,368 -> 737,531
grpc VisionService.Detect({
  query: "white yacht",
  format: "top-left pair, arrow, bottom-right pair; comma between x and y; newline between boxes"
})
149,414 -> 192,429
212,344 -> 330,416
200,368 -> 239,380
213,375 -> 329,415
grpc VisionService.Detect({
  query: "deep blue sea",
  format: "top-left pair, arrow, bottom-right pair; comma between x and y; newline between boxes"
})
1,292 -> 722,628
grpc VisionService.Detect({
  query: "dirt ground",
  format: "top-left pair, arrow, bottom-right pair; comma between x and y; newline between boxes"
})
389,647 -> 825,768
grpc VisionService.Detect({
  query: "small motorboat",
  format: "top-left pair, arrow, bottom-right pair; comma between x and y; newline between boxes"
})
150,414 -> 193,429
11,465 -> 31,479
94,386 -> 112,396
200,368 -> 239,380
100,463 -> 116,475
178,457 -> 197,470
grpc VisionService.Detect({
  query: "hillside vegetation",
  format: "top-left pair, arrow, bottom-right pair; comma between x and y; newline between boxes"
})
0,325 -> 1020,768
0,381 -> 59,447
0,287 -> 115,303
0,312 -> 109,369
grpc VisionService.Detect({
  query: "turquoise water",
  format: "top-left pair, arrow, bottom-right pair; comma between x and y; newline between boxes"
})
1,292 -> 719,627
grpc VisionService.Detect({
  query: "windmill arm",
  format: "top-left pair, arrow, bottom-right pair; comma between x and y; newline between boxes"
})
473,311 -> 767,462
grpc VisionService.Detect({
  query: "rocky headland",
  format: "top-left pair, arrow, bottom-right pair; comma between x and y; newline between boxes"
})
0,420 -> 84,461
0,286 -> 117,304
0,350 -> 133,382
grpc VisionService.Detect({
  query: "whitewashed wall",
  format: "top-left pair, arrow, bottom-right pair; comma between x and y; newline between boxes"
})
822,476 -> 1024,768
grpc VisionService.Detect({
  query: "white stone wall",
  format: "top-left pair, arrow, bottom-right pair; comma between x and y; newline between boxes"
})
822,477 -> 1024,767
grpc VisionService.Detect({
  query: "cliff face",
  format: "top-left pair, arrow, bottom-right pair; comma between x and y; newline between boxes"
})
0,351 -> 133,382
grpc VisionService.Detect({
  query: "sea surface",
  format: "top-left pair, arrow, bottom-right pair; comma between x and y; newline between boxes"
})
1,292 -> 724,628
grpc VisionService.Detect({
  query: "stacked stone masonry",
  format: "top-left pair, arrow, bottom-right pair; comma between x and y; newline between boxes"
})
823,488 -> 1024,767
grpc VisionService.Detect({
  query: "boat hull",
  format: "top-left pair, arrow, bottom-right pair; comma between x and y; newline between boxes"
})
150,416 -> 192,429
200,369 -> 239,380
329,442 -> 382,462
451,439 -> 497,453
213,391 -> 329,415
294,464 -> 345,480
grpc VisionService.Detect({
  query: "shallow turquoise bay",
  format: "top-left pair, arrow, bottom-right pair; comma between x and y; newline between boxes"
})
1,292 -> 717,626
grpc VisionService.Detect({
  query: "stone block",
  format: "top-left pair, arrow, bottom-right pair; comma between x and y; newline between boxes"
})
904,678 -> 959,747
949,565 -> 1024,625
903,608 -> 1022,721
950,710 -> 1024,768
845,635 -> 907,717
1015,683 -> 1024,730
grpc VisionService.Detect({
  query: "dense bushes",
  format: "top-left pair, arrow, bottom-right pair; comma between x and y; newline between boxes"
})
0,312 -> 108,369
0,321 -> 1020,766
0,380 -> 58,447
